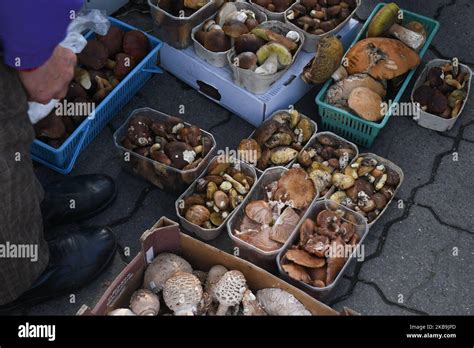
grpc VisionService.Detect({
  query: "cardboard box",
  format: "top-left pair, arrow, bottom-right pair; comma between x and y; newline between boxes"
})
78,217 -> 337,316
159,19 -> 361,126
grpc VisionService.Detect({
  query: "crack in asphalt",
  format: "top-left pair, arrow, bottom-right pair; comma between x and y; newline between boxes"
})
416,203 -> 474,236
434,0 -> 458,20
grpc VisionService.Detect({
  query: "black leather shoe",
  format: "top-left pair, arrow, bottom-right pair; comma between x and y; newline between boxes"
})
41,174 -> 117,227
0,227 -> 117,314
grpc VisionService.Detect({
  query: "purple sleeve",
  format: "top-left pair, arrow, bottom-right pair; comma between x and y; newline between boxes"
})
0,0 -> 84,69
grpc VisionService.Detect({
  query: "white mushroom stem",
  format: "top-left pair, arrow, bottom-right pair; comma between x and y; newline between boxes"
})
388,23 -> 425,51
216,303 -> 230,316
255,54 -> 279,76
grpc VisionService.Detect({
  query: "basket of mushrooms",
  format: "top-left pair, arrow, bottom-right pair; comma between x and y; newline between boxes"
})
113,107 -> 216,191
277,200 -> 368,299
108,253 -> 318,316
176,155 -> 257,241
227,166 -> 319,271
412,59 -> 472,132
327,153 -> 404,227
250,0 -> 297,21
227,20 -> 304,94
237,109 -> 317,175
285,0 -> 360,52
192,1 -> 268,67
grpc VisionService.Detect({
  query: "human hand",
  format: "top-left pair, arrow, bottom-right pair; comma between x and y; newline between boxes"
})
18,45 -> 77,104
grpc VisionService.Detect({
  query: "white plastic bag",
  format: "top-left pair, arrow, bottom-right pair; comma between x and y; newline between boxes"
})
28,10 -> 110,124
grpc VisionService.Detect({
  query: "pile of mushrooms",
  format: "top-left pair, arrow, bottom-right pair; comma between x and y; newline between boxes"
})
120,112 -> 213,171
233,26 -> 301,75
109,253 -> 311,316
325,3 -> 424,122
34,27 -> 150,148
157,0 -> 209,17
281,207 -> 361,288
295,134 -> 357,197
234,168 -> 316,252
328,155 -> 401,223
237,110 -> 315,171
252,0 -> 295,13
286,0 -> 358,35
413,60 -> 470,119
194,2 -> 264,53
178,156 -> 255,229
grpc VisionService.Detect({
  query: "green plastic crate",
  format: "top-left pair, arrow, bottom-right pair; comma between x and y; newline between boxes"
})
315,3 -> 440,148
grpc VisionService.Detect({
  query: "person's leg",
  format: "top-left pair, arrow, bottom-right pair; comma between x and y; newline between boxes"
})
0,61 -> 49,305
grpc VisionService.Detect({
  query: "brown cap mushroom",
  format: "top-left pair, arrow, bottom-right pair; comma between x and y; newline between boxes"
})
234,33 -> 266,55
163,272 -> 203,316
204,29 -> 231,52
223,19 -> 249,38
274,168 -> 316,209
214,270 -> 247,315
255,42 -> 293,75
348,87 -> 384,122
123,30 -> 150,61
236,52 -> 258,70
256,288 -> 311,315
97,26 -> 125,58
284,249 -> 326,268
245,200 -> 273,225
367,3 -> 425,51
143,253 -> 193,293
270,207 -> 300,243
130,289 -> 161,316
282,262 -> 312,283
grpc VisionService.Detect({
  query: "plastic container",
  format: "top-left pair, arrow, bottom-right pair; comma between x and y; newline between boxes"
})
241,109 -> 318,176
250,0 -> 298,21
148,0 -> 224,49
113,107 -> 217,192
411,59 -> 472,132
276,200 -> 368,300
30,17 -> 163,174
192,2 -> 267,68
298,131 -> 359,199
227,20 -> 305,94
284,0 -> 361,52
176,156 -> 257,241
326,153 -> 404,228
315,3 -> 440,148
227,166 -> 319,272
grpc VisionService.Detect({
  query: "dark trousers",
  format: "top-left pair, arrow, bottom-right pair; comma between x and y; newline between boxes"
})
0,60 -> 49,305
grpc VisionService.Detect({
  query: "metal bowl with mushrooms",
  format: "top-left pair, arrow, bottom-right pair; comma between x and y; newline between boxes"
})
227,166 -> 319,271
192,2 -> 268,68
327,153 -> 404,226
237,109 -> 317,175
284,0 -> 360,52
176,155 -> 257,241
293,132 -> 358,198
113,107 -> 216,191
277,200 -> 368,299
110,251 -> 313,316
250,0 -> 297,21
227,20 -> 304,94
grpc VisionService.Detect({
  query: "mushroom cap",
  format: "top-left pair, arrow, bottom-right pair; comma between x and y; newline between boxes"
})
256,288 -> 311,315
253,120 -> 280,145
204,29 -> 231,52
282,262 -> 311,283
236,52 -> 258,70
251,27 -> 298,51
245,200 -> 273,224
77,39 -> 109,70
214,270 -> 247,308
163,272 -> 203,315
274,168 -> 316,209
348,87 -> 384,122
130,289 -> 161,316
223,19 -> 249,38
143,253 -> 193,292
367,2 -> 400,37
204,265 -> 228,301
270,207 -> 300,244
256,43 -> 293,66
285,249 -> 326,268
234,33 -> 266,55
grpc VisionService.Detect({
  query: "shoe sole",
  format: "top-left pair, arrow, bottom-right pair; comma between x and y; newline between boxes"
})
0,235 -> 118,314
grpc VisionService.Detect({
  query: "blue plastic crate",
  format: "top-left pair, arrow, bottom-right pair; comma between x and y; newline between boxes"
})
31,17 -> 163,174
315,3 -> 440,148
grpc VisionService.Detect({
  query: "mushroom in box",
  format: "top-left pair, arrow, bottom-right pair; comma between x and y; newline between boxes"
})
253,0 -> 295,13
157,0 -> 209,17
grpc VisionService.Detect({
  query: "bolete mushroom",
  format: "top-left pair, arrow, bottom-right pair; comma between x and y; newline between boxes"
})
251,27 -> 298,51
123,30 -> 150,61
302,35 -> 343,85
163,272 -> 203,316
214,270 -> 247,315
236,52 -> 258,70
255,42 -> 293,75
223,19 -> 249,39
234,34 -> 266,54
143,253 -> 193,292
164,141 -> 196,169
348,86 -> 384,122
204,29 -> 231,52
77,39 -> 109,70
367,3 -> 426,51
114,53 -> 136,80
97,26 -> 125,58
